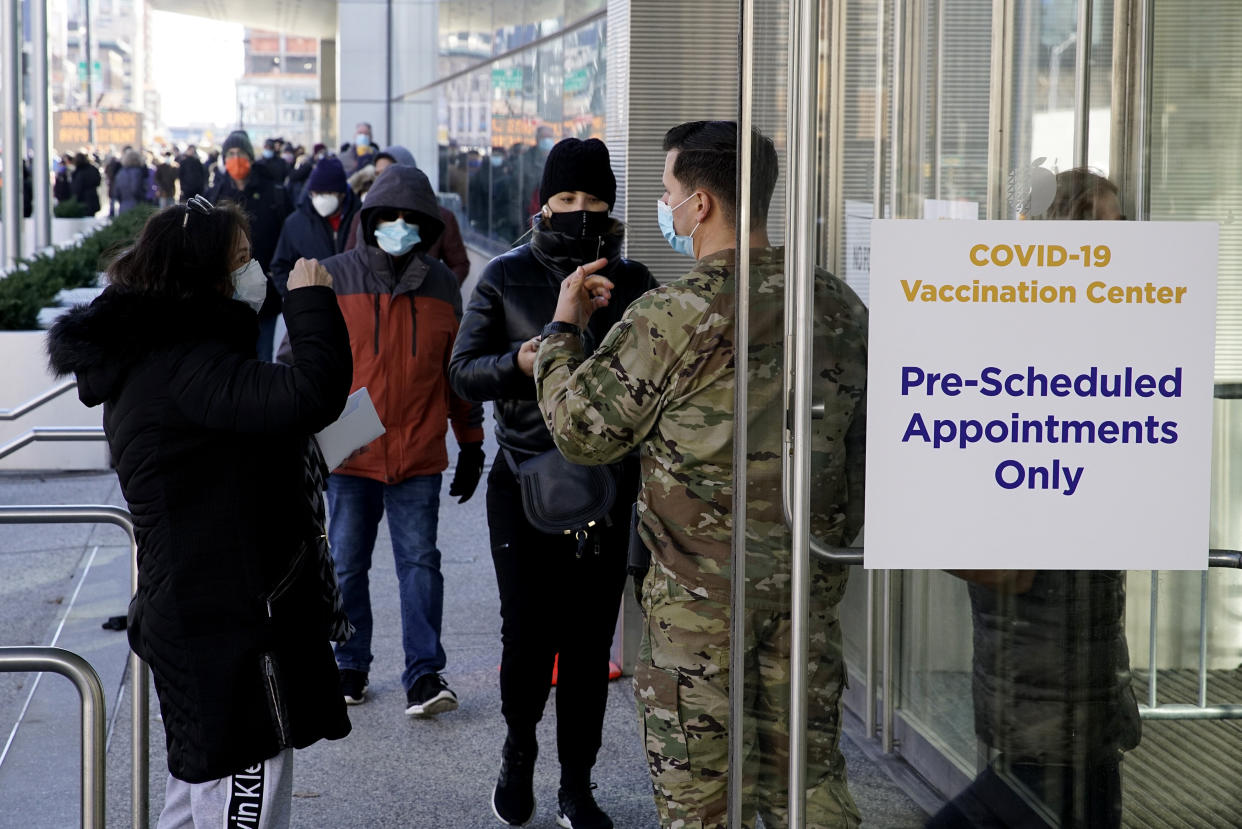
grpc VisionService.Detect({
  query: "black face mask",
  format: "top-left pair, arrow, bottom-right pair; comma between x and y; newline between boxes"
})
546,209 -> 612,239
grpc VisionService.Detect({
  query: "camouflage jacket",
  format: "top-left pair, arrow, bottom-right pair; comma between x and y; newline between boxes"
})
535,247 -> 867,603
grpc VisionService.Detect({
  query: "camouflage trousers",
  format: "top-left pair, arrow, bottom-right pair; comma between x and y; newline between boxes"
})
633,561 -> 861,829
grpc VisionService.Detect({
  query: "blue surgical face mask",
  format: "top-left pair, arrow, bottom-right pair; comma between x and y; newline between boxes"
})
355,133 -> 371,148
262,149 -> 274,159
490,155 -> 505,168
374,218 -> 421,256
657,193 -> 700,257
538,137 -> 556,153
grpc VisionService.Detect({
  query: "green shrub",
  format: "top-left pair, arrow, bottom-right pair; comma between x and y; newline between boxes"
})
0,204 -> 157,329
53,198 -> 90,219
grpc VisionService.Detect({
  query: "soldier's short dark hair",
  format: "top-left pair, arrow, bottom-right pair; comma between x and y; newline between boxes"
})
662,121 -> 779,226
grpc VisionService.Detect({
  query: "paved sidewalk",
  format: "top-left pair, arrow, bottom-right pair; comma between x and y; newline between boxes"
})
0,443 -> 929,827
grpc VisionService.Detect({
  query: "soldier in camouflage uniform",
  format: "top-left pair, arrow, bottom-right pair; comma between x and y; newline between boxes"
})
532,121 -> 868,828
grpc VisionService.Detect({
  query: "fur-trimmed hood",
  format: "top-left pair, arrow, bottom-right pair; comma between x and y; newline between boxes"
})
46,287 -> 258,406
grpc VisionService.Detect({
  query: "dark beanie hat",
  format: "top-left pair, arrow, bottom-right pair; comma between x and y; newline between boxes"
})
221,130 -> 254,161
539,138 -> 616,210
306,157 -> 347,193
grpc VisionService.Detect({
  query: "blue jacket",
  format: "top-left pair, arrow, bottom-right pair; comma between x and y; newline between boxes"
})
270,188 -> 361,296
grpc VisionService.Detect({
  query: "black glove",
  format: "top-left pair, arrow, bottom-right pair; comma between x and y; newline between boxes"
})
449,442 -> 485,503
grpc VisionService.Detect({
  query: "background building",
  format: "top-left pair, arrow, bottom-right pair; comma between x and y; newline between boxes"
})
234,29 -> 320,149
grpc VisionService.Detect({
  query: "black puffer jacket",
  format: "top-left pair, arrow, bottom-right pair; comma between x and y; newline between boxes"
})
969,570 -> 1141,764
46,286 -> 353,783
449,217 -> 657,454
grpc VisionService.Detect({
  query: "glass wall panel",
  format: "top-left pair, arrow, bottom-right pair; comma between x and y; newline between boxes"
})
419,10 -> 606,254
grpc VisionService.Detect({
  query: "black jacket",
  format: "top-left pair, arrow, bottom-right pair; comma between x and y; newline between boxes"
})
969,571 -> 1141,764
177,154 -> 206,200
269,188 -> 361,296
46,286 -> 353,783
207,164 -> 294,318
449,217 -> 657,454
70,163 -> 102,215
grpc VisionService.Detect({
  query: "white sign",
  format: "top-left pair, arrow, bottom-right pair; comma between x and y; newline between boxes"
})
865,220 -> 1218,570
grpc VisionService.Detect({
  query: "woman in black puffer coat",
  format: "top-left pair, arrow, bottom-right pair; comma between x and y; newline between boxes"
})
47,199 -> 353,828
450,138 -> 656,829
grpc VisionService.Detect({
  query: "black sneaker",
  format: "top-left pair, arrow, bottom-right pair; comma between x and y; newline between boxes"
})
339,669 -> 368,705
556,784 -> 612,829
491,738 -> 537,826
404,672 -> 458,717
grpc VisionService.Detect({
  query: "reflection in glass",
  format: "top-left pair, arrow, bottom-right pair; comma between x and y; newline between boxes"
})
743,126 -> 868,825
431,9 -> 606,254
929,171 -> 1138,829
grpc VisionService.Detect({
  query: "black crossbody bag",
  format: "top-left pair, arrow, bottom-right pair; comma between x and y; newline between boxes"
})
503,448 -> 617,555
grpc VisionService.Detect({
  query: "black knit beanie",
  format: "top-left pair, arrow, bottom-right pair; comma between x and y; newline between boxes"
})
539,138 -> 616,211
221,130 -> 255,161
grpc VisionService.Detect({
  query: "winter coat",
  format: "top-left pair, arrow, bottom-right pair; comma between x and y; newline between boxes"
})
321,164 -> 484,484
46,286 -> 354,783
155,163 -> 177,198
113,166 -> 149,214
287,159 -> 313,205
969,570 -> 1141,764
53,170 -> 72,203
256,155 -> 291,186
177,154 -> 206,200
207,164 -> 294,318
340,143 -> 377,175
344,204 -> 471,284
449,216 -> 657,455
270,187 -> 361,295
69,163 -> 102,215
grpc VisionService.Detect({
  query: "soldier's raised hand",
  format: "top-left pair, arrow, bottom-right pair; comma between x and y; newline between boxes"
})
553,258 -> 612,330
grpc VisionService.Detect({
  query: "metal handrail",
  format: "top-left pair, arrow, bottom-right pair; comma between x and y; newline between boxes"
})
0,647 -> 105,829
0,427 -> 106,462
0,506 -> 148,829
0,380 -> 78,420
809,546 -> 1242,570
1139,550 -> 1242,720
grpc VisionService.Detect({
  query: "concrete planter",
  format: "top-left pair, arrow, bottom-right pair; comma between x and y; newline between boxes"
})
19,216 -> 105,254
0,330 -> 109,472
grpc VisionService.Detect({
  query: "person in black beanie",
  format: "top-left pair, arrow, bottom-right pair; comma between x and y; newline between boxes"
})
450,138 -> 657,829
269,156 -> 360,297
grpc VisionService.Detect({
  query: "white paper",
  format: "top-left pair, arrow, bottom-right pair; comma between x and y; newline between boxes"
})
314,387 -> 386,471
865,220 -> 1218,570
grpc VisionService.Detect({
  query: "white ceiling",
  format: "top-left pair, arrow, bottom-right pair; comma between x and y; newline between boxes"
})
148,0 -> 602,40
149,0 -> 339,38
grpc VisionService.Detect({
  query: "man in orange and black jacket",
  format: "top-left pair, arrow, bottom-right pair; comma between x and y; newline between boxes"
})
318,163 -> 485,719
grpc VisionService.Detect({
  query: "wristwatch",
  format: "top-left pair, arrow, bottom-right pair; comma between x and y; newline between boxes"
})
541,321 -> 581,339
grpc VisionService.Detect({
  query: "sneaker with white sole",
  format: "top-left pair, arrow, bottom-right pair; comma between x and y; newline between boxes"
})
405,672 -> 458,717
556,784 -> 612,829
339,669 -> 368,705
491,737 -> 537,826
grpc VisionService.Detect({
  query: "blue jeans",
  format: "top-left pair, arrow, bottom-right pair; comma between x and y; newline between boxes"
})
327,472 -> 445,691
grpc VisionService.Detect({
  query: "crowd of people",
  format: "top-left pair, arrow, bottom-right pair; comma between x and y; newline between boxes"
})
40,110 -> 1132,829
48,136 -> 327,219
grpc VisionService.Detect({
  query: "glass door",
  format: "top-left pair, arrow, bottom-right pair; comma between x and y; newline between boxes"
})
736,0 -> 1242,826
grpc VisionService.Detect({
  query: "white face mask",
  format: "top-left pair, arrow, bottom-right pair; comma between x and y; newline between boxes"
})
312,193 -> 341,217
231,259 -> 268,312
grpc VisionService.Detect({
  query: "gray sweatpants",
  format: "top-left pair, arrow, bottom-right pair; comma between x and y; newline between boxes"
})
157,748 -> 293,829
